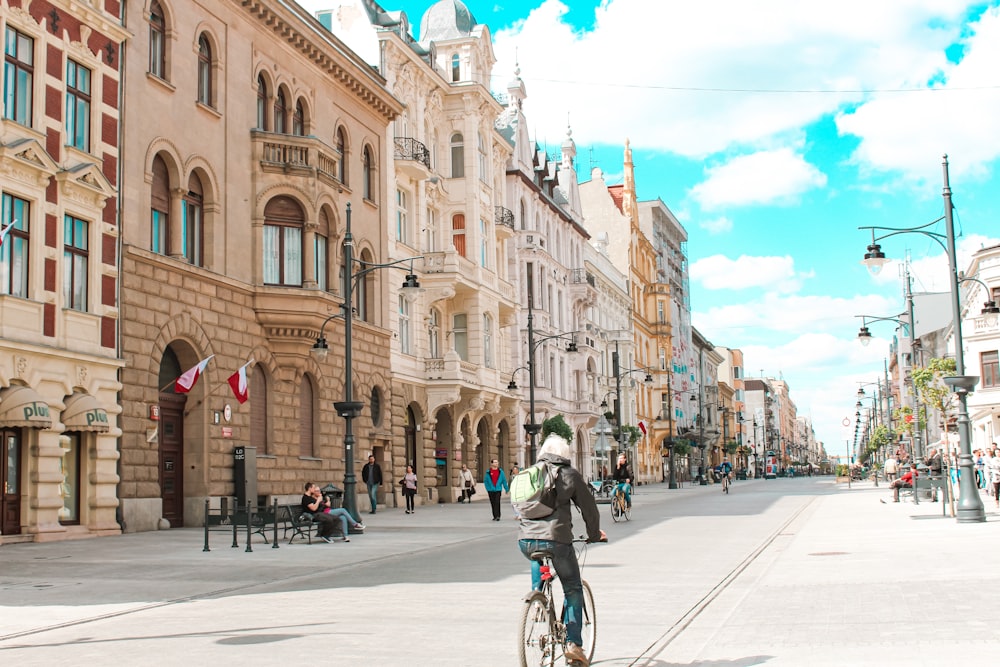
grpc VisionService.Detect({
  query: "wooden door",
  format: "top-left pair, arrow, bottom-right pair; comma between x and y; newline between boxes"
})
159,395 -> 185,527
1,429 -> 21,535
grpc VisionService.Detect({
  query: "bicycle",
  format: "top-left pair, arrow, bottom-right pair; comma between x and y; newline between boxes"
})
518,541 -> 597,667
610,484 -> 631,522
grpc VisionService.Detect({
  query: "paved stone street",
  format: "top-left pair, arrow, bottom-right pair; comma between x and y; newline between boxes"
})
2,477 -> 999,666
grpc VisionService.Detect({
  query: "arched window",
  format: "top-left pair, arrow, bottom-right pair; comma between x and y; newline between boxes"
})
363,145 -> 375,201
250,365 -> 268,455
150,155 -> 170,254
262,196 -> 303,286
452,213 -> 466,257
450,133 -> 464,178
357,248 -> 375,323
197,34 -> 212,106
149,1 -> 166,79
256,73 -> 268,130
519,200 -> 526,230
451,53 -> 460,82
274,89 -> 287,134
292,99 -> 304,136
183,172 -> 204,266
299,374 -> 315,458
336,127 -> 347,184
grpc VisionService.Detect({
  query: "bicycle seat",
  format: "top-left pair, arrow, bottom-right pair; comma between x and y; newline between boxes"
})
528,550 -> 553,562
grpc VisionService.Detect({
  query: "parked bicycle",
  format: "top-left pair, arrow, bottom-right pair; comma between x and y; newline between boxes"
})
610,484 -> 631,522
588,478 -> 614,501
518,540 -> 597,667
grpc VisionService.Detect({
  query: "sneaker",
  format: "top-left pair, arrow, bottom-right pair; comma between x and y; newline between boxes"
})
319,536 -> 334,544
564,642 -> 588,666
355,523 -> 366,530
341,536 -> 350,543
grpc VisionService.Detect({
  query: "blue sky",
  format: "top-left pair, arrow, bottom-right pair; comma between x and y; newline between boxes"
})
306,0 -> 1000,450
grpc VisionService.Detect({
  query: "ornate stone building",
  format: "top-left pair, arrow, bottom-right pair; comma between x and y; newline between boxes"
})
0,0 -> 127,542
117,0 -> 401,530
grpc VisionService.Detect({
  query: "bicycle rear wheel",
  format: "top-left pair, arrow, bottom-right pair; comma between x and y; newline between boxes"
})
622,499 -> 631,521
610,496 -> 623,522
519,591 -> 555,667
580,580 -> 596,661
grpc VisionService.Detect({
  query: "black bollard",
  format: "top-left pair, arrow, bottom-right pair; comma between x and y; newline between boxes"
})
203,499 -> 210,552
272,498 -> 279,549
245,500 -> 253,552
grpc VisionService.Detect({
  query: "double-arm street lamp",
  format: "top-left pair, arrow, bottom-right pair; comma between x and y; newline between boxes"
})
607,341 -> 653,467
514,288 -> 578,462
858,155 -> 992,523
311,203 -> 423,522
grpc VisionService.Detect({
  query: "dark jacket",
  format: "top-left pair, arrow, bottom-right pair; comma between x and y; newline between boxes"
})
517,453 -> 602,544
362,462 -> 383,486
613,461 -> 632,483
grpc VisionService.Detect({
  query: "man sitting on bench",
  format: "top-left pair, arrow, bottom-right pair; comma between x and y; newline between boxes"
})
302,482 -> 365,543
887,464 -> 918,503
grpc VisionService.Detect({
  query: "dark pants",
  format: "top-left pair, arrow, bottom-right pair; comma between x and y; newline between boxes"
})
488,490 -> 502,519
461,488 -> 473,503
519,539 -> 584,647
313,512 -> 337,538
404,490 -> 415,512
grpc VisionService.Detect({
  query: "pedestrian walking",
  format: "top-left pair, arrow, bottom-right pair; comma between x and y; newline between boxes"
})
484,458 -> 509,521
400,465 -> 418,514
884,455 -> 898,482
989,448 -> 1000,508
457,463 -> 475,503
361,454 -> 383,514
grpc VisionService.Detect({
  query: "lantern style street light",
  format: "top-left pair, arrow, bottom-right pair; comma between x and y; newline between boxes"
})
858,155 -> 985,523
311,203 -> 423,522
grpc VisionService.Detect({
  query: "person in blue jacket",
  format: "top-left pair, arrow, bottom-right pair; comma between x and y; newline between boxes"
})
484,458 -> 509,521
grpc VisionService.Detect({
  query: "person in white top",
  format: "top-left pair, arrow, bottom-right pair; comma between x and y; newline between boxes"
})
457,463 -> 475,504
884,456 -> 899,482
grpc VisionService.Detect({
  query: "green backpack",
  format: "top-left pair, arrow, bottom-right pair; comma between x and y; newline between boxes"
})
510,461 -> 558,519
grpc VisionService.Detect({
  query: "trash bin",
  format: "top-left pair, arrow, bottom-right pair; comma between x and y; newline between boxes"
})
321,483 -> 344,509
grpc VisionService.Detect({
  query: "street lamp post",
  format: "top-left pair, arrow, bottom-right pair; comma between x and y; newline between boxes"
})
311,203 -> 423,523
518,284 -> 578,462
859,155 -> 986,523
610,340 -> 653,473
666,370 -> 677,489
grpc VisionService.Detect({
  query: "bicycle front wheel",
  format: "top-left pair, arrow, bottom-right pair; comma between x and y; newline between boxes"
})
519,591 -> 555,667
610,497 -> 623,522
580,580 -> 597,661
622,500 -> 631,521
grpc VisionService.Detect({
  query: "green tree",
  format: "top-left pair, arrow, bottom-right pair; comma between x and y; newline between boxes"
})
912,357 -> 957,428
540,414 -> 573,444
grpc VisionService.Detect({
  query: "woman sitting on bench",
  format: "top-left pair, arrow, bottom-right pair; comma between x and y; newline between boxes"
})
302,482 -> 365,543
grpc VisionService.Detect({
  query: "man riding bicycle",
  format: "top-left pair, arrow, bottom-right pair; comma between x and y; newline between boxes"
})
612,453 -> 633,509
518,434 -> 606,667
713,458 -> 733,482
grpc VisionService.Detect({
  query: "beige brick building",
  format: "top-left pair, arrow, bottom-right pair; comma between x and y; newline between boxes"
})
117,0 -> 402,531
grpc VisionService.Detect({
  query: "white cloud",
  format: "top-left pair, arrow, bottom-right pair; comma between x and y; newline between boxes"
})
699,216 -> 733,234
689,149 -> 827,210
491,0 -> 985,171
690,254 -> 803,293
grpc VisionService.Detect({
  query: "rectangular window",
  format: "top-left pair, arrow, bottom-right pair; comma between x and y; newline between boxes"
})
59,432 -> 81,524
151,209 -> 167,254
262,224 -> 301,286
657,300 -> 666,324
659,347 -> 667,371
982,351 -> 999,389
483,314 -> 493,368
660,393 -> 669,421
399,295 -> 411,355
396,189 -> 408,245
182,197 -> 203,266
1,193 -> 30,297
315,235 -> 328,291
453,313 -> 468,361
65,60 -> 91,151
480,219 -> 487,267
63,215 -> 89,311
3,27 -> 34,126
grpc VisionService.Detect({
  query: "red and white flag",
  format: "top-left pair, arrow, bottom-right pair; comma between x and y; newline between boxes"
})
227,359 -> 253,404
637,420 -> 647,436
0,220 -> 14,248
175,355 -> 214,393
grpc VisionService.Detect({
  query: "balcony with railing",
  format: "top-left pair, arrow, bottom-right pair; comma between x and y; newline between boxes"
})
252,130 -> 342,187
569,267 -> 597,308
494,206 -> 515,238
394,137 -> 431,178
